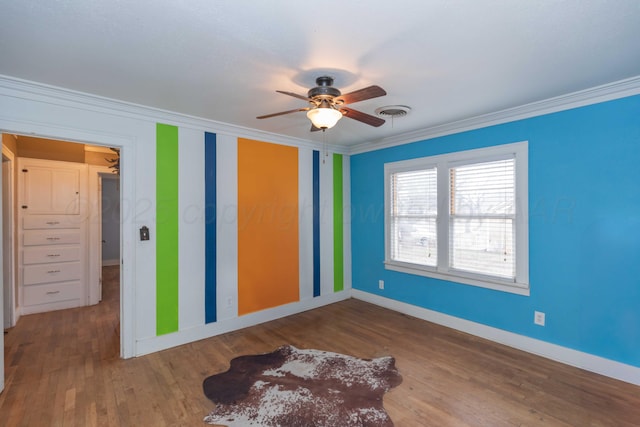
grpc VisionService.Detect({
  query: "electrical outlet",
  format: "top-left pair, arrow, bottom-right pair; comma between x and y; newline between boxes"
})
226,297 -> 233,308
534,311 -> 545,326
378,280 -> 384,290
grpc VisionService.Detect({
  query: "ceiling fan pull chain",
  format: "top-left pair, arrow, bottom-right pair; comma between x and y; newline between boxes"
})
322,130 -> 328,163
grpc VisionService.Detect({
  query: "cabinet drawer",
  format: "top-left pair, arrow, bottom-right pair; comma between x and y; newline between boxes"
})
23,246 -> 81,265
23,281 -> 83,306
23,230 -> 81,246
23,261 -> 81,285
23,215 -> 81,230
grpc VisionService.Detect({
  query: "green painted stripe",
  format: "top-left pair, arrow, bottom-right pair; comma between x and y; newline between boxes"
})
156,123 -> 179,335
333,153 -> 344,292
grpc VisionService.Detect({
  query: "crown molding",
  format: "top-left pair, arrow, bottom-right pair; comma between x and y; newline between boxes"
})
0,74 -> 353,154
3,74 -> 638,157
349,75 -> 640,155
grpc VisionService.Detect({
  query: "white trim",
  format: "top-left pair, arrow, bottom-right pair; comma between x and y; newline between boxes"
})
0,124 -> 136,359
0,74 -> 351,155
118,142 -> 136,359
350,75 -> 640,154
1,143 -> 17,327
2,74 -> 639,157
2,74 -> 638,157
383,263 -> 530,296
352,290 -> 640,387
136,290 -> 351,356
384,142 -> 529,294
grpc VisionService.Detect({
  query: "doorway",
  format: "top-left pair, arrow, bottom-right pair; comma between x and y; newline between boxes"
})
2,134 -> 123,354
101,174 -> 120,268
88,167 -> 121,305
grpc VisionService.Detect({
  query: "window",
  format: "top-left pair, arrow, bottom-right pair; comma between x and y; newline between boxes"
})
384,142 -> 529,295
389,167 -> 438,267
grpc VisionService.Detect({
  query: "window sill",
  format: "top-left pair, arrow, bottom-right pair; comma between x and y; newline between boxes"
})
384,261 -> 530,296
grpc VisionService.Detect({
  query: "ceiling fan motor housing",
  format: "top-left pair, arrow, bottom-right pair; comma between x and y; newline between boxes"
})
308,76 -> 341,100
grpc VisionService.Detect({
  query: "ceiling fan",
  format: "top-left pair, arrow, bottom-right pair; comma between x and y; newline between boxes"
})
257,76 -> 387,131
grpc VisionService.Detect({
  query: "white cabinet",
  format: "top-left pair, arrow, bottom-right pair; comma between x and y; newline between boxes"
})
21,165 -> 81,214
18,158 -> 89,315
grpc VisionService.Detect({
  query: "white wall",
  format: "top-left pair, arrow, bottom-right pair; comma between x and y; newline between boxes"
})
0,75 -> 351,358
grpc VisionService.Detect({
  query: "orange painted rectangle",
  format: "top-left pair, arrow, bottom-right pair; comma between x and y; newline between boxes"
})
237,138 -> 299,315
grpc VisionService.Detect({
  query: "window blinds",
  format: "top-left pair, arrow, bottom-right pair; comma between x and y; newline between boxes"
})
390,168 -> 438,267
449,158 -> 515,280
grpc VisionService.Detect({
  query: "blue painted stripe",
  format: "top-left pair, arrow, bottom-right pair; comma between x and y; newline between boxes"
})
313,150 -> 321,297
205,132 -> 217,323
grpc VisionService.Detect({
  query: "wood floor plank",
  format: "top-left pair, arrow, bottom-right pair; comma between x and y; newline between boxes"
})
2,265 -> 640,426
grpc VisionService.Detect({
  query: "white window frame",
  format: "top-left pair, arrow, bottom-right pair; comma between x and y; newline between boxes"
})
384,142 -> 529,296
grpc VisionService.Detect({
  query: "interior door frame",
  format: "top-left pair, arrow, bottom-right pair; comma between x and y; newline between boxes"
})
0,144 -> 8,392
0,126 -> 135,364
2,143 -> 16,329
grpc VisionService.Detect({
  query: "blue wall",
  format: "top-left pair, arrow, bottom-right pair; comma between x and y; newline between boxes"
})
351,95 -> 640,367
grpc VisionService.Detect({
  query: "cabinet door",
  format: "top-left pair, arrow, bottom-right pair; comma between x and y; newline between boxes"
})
22,166 -> 80,214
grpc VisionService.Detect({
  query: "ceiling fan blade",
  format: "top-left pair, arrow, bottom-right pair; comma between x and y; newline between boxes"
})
276,90 -> 312,102
340,107 -> 386,127
310,124 -> 322,132
256,107 -> 310,119
335,85 -> 386,105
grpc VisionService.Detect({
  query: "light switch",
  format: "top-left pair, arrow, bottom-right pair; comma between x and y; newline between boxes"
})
140,226 -> 150,241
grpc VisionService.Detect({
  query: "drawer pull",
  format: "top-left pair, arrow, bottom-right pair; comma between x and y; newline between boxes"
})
46,221 -> 60,225
46,237 -> 61,241
46,291 -> 61,295
47,270 -> 61,274
47,254 -> 61,257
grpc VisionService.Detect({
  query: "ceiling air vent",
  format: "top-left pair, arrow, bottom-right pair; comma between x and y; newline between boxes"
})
375,105 -> 411,118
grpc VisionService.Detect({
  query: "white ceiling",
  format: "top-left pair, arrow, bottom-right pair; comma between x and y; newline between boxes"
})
2,1 -> 639,148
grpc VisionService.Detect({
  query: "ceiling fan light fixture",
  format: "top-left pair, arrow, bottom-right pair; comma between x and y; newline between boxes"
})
306,105 -> 342,130
258,76 -> 386,130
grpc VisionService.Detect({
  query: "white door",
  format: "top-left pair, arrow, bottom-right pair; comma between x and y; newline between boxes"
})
3,153 -> 14,329
98,175 -> 103,300
88,166 -> 112,305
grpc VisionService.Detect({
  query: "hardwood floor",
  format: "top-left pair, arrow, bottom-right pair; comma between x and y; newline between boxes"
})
2,267 -> 639,426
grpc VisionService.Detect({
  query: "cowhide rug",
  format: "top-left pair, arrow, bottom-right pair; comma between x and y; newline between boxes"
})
203,345 -> 402,426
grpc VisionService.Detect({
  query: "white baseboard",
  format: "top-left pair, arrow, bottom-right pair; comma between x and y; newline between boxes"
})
101,259 -> 120,267
352,290 -> 640,387
135,290 -> 352,356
